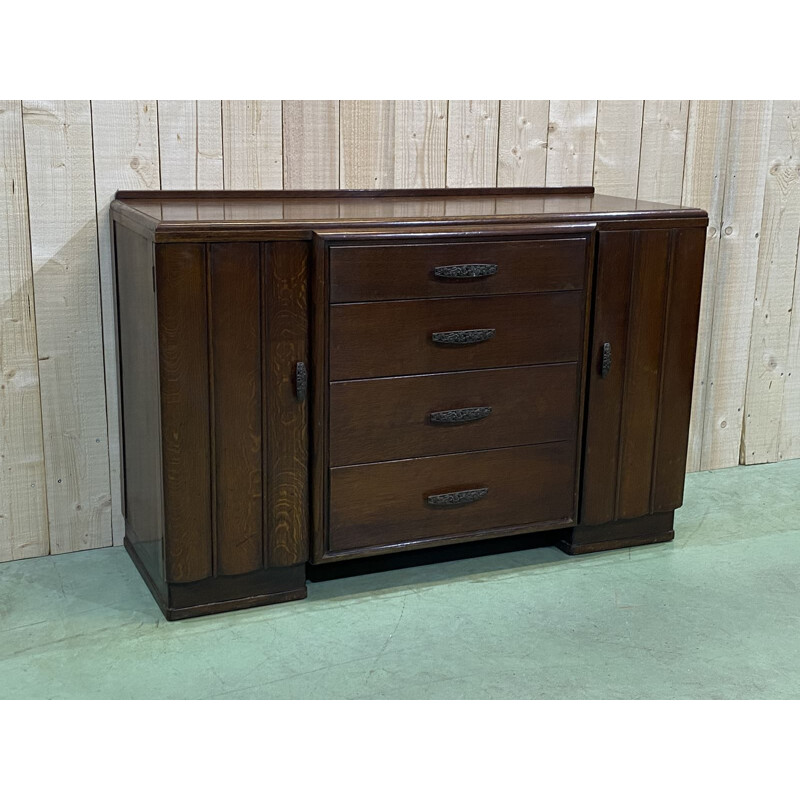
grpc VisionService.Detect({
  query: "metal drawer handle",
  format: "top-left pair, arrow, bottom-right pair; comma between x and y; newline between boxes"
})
295,361 -> 308,401
432,328 -> 495,346
433,263 -> 498,280
426,488 -> 489,507
429,406 -> 492,425
601,342 -> 612,378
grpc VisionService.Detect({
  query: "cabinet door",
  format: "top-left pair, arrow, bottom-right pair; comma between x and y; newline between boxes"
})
580,227 -> 706,526
155,240 -> 309,582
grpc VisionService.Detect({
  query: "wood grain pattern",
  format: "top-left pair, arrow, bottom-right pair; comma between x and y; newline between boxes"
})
702,101 -> 773,470
395,100 -> 448,189
743,101 -> 800,464
91,99 -> 160,546
446,101 -> 500,188
264,241 -> 309,567
282,101 -> 339,189
329,442 -> 577,554
156,243 -> 212,582
593,101 -> 644,197
23,100 -> 112,555
114,224 -> 165,589
328,237 -> 587,302
637,101 -> 690,204
617,230 -> 671,519
340,101 -> 396,189
329,291 -> 585,381
0,100 -> 48,562
158,100 -> 223,190
329,364 -> 578,466
681,100 -> 732,472
222,101 -> 283,190
497,101 -> 549,187
580,231 -> 635,525
546,101 -> 597,187
210,243 -> 263,576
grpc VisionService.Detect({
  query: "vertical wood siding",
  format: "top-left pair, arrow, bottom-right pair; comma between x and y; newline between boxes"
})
0,98 -> 797,561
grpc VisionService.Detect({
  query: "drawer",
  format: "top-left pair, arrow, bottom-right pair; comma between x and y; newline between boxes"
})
329,363 -> 578,466
329,238 -> 588,302
328,441 -> 577,553
329,291 -> 584,381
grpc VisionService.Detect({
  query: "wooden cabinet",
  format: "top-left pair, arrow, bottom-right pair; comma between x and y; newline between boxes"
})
111,187 -> 707,619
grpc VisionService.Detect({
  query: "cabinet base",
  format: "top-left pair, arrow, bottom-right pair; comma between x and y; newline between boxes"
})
556,511 -> 675,555
124,538 -> 307,620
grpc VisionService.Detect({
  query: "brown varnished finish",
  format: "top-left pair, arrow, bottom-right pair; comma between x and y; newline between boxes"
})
558,512 -> 675,555
210,243 -> 263,576
580,231 -> 635,525
329,364 -> 578,466
330,291 -> 584,381
114,224 -> 165,593
155,243 -> 213,583
264,241 -> 310,567
328,442 -> 576,554
652,227 -> 707,511
329,237 -> 587,302
616,230 -> 671,519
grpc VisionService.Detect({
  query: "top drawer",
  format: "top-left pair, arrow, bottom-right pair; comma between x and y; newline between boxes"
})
329,238 -> 588,303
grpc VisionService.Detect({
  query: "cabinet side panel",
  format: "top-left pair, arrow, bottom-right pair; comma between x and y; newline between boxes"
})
653,227 -> 706,511
210,243 -> 263,575
264,241 -> 310,567
116,223 -> 165,590
580,231 -> 634,525
156,243 -> 213,582
617,230 -> 671,519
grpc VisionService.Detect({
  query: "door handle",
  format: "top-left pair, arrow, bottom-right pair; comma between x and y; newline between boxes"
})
601,342 -> 612,378
295,361 -> 308,401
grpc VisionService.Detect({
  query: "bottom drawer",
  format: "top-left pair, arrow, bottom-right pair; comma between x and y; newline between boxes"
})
328,441 -> 576,554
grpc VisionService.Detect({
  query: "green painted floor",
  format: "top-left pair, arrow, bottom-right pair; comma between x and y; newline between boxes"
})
1,459 -> 799,699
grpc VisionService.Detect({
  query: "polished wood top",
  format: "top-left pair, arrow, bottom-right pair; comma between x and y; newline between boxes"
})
111,187 -> 708,242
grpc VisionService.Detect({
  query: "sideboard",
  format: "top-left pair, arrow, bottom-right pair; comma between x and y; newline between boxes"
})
110,187 -> 707,619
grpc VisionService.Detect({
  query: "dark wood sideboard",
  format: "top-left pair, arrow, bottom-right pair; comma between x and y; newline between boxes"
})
110,187 -> 707,620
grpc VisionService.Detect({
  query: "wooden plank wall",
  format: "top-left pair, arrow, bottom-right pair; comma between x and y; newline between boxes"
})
0,98 -> 798,562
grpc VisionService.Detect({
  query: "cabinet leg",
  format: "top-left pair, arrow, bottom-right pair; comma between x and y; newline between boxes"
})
557,511 -> 675,555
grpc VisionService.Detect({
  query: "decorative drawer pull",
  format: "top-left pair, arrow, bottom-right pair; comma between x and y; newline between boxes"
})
433,263 -> 498,280
295,361 -> 308,401
426,488 -> 489,507
431,328 -> 496,346
429,406 -> 492,425
601,342 -> 612,378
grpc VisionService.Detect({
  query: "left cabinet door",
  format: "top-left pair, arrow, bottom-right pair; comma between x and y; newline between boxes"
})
154,241 -> 310,584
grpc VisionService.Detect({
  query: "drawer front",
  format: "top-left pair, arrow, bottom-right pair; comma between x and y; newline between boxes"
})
328,442 -> 576,553
329,364 -> 578,466
329,291 -> 584,381
329,238 -> 588,302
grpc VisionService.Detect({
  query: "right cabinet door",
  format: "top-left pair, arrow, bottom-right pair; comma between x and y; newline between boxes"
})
580,226 -> 706,526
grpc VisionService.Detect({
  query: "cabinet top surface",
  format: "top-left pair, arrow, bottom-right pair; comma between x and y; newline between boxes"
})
112,187 -> 708,241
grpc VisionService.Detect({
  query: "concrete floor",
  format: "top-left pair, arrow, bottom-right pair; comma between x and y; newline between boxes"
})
1,459 -> 799,699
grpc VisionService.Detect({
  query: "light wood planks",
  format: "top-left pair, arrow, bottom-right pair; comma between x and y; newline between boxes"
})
637,101 -> 690,204
593,101 -> 643,196
92,100 -> 160,546
158,100 -> 223,190
497,101 -> 549,187
0,101 -> 49,562
681,100 -> 733,472
283,101 -> 339,189
339,101 -> 396,189
743,101 -> 800,464
446,101 -> 500,188
545,101 -> 597,187
394,100 -> 448,189
222,101 -> 283,189
22,100 -> 111,554
701,100 -> 773,470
